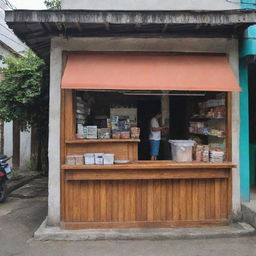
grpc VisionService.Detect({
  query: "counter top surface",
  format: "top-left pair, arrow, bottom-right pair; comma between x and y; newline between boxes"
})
66,139 -> 140,144
62,161 -> 236,170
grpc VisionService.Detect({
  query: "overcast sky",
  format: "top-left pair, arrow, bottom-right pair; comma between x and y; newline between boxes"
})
9,0 -> 46,9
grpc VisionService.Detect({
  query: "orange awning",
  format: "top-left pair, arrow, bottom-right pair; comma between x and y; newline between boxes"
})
61,54 -> 241,92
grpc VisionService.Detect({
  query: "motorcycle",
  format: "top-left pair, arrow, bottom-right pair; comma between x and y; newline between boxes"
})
0,155 -> 12,203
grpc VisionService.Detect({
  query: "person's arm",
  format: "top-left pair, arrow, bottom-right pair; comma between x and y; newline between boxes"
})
151,126 -> 166,131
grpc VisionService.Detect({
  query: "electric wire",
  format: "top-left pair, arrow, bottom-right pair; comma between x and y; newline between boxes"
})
0,32 -> 27,48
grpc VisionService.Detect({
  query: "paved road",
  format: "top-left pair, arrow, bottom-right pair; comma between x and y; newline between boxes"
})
1,177 -> 256,256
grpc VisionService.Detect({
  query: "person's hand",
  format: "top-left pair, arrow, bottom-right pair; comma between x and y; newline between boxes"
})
161,126 -> 169,130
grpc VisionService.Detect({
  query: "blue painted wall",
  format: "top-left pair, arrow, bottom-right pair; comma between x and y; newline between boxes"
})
240,0 -> 256,201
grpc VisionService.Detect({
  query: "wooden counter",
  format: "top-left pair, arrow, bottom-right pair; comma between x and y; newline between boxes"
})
61,161 -> 234,229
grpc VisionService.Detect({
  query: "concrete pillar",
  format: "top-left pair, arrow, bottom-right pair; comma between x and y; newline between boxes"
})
19,129 -> 31,170
47,40 -> 62,226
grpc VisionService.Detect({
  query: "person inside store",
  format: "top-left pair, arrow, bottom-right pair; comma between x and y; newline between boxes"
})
149,112 -> 168,160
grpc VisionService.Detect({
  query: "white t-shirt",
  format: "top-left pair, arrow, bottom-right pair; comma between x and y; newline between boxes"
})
149,117 -> 161,141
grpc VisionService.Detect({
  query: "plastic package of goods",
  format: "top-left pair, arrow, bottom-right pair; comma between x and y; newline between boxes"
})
120,131 -> 130,139
131,127 -> 140,139
84,126 -> 97,139
74,155 -> 84,165
77,124 -> 84,138
84,153 -> 95,165
112,130 -> 121,139
195,145 -> 203,162
202,150 -> 209,162
168,140 -> 195,162
98,128 -> 111,139
66,155 -> 76,165
210,151 -> 224,163
103,154 -> 115,165
95,153 -> 104,165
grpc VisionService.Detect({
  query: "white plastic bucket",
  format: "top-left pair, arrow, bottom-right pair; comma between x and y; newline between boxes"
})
168,140 -> 195,162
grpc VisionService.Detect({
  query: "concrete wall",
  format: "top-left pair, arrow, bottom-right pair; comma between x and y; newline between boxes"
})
48,36 -> 241,225
61,0 -> 240,10
3,122 -> 31,170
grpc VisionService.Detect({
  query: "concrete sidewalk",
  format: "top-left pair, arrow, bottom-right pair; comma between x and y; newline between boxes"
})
35,220 -> 255,241
7,169 -> 42,194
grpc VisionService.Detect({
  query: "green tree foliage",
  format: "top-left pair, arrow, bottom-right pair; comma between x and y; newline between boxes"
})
44,0 -> 61,9
0,51 -> 47,130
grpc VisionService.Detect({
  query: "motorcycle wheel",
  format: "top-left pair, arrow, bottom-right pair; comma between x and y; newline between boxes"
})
0,182 -> 7,203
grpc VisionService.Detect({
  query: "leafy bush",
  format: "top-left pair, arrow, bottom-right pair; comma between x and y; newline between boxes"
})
0,50 -> 46,130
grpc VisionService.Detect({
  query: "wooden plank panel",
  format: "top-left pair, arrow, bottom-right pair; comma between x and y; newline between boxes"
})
153,180 -> 161,221
111,181 -> 119,221
220,178 -> 228,218
192,180 -> 199,220
63,219 -> 229,230
63,162 -> 236,169
130,181 -> 136,221
209,179 -> 215,219
100,181 -> 107,222
65,169 -> 228,181
198,180 -> 206,220
166,180 -> 173,220
185,180 -> 193,220
93,181 -> 101,222
80,181 -> 88,221
118,181 -> 125,222
141,180 -> 148,221
172,180 -> 180,220
72,181 -> 81,222
180,180 -> 187,220
147,180 -> 154,221
135,180 -> 143,221
106,181 -> 112,222
87,181 -> 94,221
124,181 -> 131,221
214,179 -> 221,219
160,180 -> 167,221
205,179 -> 212,219
64,181 -> 73,221
66,143 -> 137,161
63,169 -> 232,228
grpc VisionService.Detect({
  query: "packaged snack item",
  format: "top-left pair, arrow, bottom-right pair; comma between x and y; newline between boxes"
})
120,131 -> 130,139
131,127 -> 140,139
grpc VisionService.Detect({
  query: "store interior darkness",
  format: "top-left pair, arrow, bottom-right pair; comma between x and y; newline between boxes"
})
76,91 -> 226,161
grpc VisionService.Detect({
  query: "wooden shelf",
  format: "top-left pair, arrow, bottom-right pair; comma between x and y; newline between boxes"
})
66,139 -> 140,144
190,117 -> 225,121
62,161 -> 236,170
189,132 -> 225,138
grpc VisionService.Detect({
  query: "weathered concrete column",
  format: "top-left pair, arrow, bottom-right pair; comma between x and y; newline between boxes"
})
47,39 -> 62,226
227,39 -> 241,217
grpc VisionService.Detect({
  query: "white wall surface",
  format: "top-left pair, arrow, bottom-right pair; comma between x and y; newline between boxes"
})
61,0 -> 240,10
20,129 -> 31,170
48,36 -> 240,226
